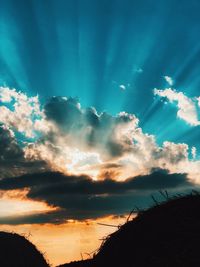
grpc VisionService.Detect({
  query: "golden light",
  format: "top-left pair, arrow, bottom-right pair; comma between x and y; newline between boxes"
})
0,189 -> 58,217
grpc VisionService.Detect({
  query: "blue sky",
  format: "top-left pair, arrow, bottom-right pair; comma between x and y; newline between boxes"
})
1,0 -> 200,149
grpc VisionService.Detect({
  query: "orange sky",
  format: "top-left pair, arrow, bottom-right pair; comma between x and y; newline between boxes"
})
0,189 -> 134,266
0,215 -> 129,266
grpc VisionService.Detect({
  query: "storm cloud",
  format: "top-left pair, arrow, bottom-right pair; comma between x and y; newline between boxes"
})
0,170 -> 191,223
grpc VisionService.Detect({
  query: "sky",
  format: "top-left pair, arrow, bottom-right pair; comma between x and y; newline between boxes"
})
1,0 -> 200,265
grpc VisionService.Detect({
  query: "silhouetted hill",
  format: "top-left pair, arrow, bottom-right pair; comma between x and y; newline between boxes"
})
59,193 -> 200,267
0,231 -> 49,267
58,259 -> 92,267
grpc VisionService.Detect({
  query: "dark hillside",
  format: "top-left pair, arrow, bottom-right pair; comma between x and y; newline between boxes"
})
59,193 -> 200,267
0,231 -> 49,267
58,259 -> 92,267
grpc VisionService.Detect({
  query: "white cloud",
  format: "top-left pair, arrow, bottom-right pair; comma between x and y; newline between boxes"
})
133,66 -> 143,73
0,87 -> 44,138
23,96 -> 193,181
1,86 -> 200,183
191,146 -> 197,159
164,75 -> 173,86
154,88 -> 200,126
119,84 -> 126,91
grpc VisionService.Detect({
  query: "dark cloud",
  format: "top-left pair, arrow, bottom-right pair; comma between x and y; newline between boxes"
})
44,97 -> 82,128
0,125 -> 26,178
0,125 -> 49,178
0,125 -> 23,164
43,96 -> 137,158
0,170 -> 191,223
0,210 -> 68,225
0,170 -> 189,196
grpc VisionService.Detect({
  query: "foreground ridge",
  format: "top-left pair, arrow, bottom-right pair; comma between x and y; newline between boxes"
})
59,192 -> 200,267
0,231 -> 49,267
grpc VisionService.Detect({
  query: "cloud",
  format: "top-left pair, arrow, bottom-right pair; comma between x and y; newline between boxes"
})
0,87 -> 48,138
0,86 -> 200,224
0,125 -> 25,177
24,96 -> 145,176
133,66 -> 143,73
26,97 -> 192,180
0,125 -> 23,163
192,146 -> 197,159
0,87 -> 199,182
0,170 -> 190,223
43,96 -> 139,158
164,76 -> 173,86
154,88 -> 200,126
0,124 -> 48,178
119,85 -> 126,91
